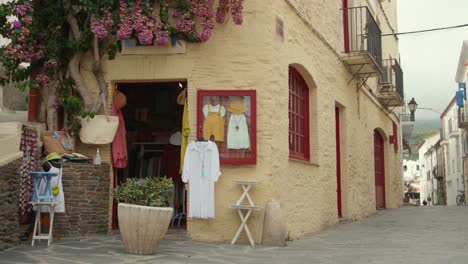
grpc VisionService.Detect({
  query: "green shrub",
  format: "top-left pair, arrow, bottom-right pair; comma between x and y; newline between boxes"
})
113,177 -> 173,207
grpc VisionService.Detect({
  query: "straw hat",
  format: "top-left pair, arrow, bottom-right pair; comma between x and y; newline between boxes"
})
177,88 -> 187,105
114,90 -> 127,109
45,152 -> 62,162
227,96 -> 247,114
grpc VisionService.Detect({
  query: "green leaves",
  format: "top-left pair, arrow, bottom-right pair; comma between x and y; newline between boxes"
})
108,42 -> 118,60
66,28 -> 93,52
113,177 -> 173,207
17,79 -> 38,91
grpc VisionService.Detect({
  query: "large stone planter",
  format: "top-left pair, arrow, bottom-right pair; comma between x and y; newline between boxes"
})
118,203 -> 173,254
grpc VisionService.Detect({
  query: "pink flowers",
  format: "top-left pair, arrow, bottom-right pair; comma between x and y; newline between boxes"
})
90,9 -> 114,39
216,0 -> 229,23
15,3 -> 31,17
12,21 -> 22,29
230,0 -> 244,25
117,0 -> 158,46
175,13 -> 195,33
117,0 -> 132,40
115,0 -> 245,45
138,29 -> 154,45
35,75 -> 50,88
155,24 -> 169,46
189,0 -> 215,42
2,2 -> 45,65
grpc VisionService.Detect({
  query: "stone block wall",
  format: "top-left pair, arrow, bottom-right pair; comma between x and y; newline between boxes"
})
0,159 -> 20,251
54,162 -> 110,237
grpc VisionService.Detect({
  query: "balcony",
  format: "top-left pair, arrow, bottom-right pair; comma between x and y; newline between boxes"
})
448,119 -> 460,138
440,128 -> 449,146
449,129 -> 460,138
458,107 -> 468,129
377,59 -> 404,107
342,6 -> 382,78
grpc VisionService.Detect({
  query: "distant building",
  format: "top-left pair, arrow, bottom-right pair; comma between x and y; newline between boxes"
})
403,159 -> 421,204
418,133 -> 441,205
441,96 -> 464,205
455,40 -> 468,204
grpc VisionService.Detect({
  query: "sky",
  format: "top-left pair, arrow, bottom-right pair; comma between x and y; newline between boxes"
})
397,0 -> 468,120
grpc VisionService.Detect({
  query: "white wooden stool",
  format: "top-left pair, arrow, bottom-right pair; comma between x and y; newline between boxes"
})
230,181 -> 261,246
31,201 -> 57,246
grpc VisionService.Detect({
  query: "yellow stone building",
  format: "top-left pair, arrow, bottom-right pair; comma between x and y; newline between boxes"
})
79,0 -> 404,243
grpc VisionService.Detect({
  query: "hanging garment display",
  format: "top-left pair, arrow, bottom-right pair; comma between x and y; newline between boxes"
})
227,114 -> 250,149
19,125 -> 39,224
202,104 -> 226,142
180,97 -> 189,174
227,97 -> 250,149
111,102 -> 128,168
164,143 -> 182,184
182,140 -> 221,219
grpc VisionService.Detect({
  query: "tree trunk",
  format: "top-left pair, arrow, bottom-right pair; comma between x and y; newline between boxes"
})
68,52 -> 94,110
65,8 -> 94,111
38,85 -> 48,123
46,81 -> 59,131
91,36 -> 108,114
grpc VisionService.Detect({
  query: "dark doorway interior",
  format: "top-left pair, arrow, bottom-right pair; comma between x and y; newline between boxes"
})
112,81 -> 187,230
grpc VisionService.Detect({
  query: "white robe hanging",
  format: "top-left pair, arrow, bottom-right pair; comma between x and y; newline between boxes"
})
182,141 -> 221,219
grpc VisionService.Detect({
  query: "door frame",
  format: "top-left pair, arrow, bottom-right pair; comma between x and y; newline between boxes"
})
336,107 -> 343,218
374,129 -> 386,209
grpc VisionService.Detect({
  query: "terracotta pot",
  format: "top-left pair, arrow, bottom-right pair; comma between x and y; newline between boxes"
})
118,203 -> 173,255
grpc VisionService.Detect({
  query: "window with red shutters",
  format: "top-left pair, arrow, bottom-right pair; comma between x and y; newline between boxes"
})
288,66 -> 310,161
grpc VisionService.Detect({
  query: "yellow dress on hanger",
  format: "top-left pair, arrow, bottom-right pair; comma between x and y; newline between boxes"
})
180,97 -> 190,174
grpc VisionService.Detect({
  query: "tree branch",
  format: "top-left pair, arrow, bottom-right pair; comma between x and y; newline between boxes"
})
91,36 -> 108,114
65,2 -> 81,40
68,51 -> 93,109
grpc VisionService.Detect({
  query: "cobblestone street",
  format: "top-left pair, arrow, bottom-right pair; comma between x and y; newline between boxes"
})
1,206 -> 468,264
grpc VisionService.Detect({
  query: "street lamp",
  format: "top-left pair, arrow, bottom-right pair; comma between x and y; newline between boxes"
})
408,98 -> 418,121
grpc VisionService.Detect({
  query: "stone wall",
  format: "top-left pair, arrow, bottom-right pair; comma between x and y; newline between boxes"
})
0,159 -> 20,251
54,162 -> 111,237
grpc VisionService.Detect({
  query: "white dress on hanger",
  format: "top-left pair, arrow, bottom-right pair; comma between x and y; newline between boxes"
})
182,141 -> 221,219
227,114 -> 250,149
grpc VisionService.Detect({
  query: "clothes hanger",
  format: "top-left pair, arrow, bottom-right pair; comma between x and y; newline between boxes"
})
197,136 -> 207,142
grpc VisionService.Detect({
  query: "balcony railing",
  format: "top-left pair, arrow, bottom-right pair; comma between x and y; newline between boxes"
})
458,107 -> 468,129
342,6 -> 382,75
400,114 -> 412,122
440,128 -> 448,144
377,59 -> 404,106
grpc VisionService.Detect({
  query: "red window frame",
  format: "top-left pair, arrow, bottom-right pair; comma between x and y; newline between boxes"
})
289,67 -> 310,161
392,121 -> 398,152
197,90 -> 257,165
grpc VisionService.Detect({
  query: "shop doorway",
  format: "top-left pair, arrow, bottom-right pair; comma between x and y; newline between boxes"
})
112,81 -> 187,230
335,107 -> 342,218
374,129 -> 386,209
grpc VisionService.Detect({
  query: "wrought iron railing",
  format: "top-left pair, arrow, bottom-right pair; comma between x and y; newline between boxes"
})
394,60 -> 404,99
400,114 -> 412,122
343,6 -> 382,69
440,128 -> 447,141
458,107 -> 468,127
379,59 -> 404,98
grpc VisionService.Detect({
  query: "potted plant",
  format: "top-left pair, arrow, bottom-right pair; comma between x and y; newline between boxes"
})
113,177 -> 173,254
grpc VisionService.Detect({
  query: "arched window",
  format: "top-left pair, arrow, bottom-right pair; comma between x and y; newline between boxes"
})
289,66 -> 310,160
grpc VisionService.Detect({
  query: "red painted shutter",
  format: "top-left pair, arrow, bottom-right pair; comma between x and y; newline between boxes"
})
393,122 -> 398,152
288,67 -> 310,160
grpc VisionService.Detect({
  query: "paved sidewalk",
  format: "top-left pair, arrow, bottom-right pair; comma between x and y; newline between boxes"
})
1,206 -> 468,264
